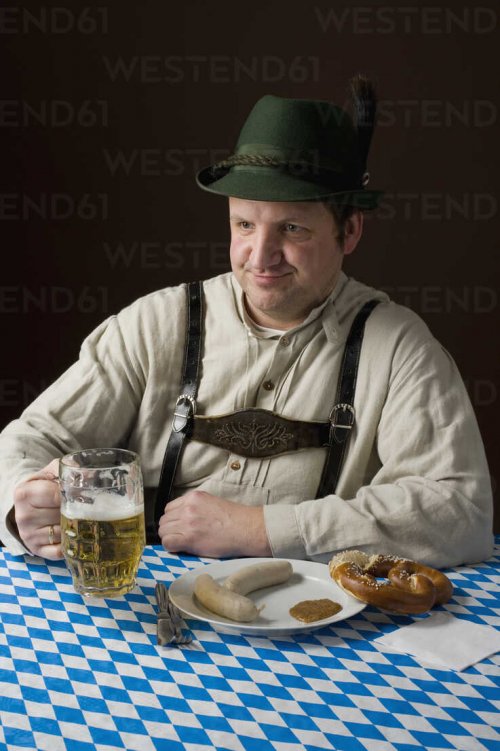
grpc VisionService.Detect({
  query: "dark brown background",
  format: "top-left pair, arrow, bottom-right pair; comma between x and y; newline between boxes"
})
1,1 -> 498,531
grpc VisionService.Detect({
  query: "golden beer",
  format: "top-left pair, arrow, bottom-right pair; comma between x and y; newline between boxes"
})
61,508 -> 145,597
59,448 -> 145,598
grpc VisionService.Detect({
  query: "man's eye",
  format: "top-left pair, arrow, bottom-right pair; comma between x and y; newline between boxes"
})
285,224 -> 301,232
239,221 -> 252,230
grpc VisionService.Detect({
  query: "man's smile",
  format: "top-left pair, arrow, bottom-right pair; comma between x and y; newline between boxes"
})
251,273 -> 291,284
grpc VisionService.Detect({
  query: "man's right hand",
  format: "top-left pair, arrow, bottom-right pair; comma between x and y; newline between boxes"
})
13,459 -> 63,559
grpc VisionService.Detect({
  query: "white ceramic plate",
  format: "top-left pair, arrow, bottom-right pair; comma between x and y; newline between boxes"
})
169,557 -> 366,636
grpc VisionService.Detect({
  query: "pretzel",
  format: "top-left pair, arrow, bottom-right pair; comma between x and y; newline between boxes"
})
329,551 -> 453,614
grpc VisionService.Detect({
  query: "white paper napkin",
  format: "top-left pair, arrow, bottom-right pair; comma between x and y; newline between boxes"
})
374,612 -> 500,672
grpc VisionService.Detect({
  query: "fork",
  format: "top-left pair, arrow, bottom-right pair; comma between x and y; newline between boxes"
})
155,582 -> 192,646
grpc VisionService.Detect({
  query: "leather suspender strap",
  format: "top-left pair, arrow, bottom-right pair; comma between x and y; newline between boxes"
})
151,281 -> 204,538
149,288 -> 378,538
315,299 -> 380,499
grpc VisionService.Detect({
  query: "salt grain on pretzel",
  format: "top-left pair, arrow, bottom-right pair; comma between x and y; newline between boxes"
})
329,550 -> 453,614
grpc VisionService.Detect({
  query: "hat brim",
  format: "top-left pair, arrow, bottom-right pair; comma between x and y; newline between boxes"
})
196,166 -> 383,209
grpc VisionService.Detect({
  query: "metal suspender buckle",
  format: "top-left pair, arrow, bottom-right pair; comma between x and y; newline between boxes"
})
172,394 -> 197,433
328,403 -> 355,443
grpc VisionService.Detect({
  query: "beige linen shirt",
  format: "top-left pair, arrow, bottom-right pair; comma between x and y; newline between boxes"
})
0,272 -> 494,565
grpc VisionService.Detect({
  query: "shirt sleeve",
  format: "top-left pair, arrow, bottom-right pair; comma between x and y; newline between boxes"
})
264,338 -> 494,568
0,311 -> 145,555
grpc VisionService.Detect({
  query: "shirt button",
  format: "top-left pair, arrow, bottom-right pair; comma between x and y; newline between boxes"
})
280,336 -> 290,347
262,380 -> 275,391
230,461 -> 241,470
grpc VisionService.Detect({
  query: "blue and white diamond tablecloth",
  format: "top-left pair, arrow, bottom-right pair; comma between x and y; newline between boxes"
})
1,541 -> 499,751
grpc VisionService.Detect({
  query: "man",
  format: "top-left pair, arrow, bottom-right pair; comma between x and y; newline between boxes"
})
0,77 -> 493,567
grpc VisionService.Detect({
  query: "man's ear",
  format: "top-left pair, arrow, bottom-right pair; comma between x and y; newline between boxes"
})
343,210 -> 364,256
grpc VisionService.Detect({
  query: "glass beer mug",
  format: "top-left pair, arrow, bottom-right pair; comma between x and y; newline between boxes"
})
59,448 -> 145,597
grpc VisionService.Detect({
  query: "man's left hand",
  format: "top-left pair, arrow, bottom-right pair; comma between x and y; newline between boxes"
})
158,490 -> 272,558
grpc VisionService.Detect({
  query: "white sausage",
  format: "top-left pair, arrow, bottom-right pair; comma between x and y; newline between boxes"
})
223,560 -> 293,595
194,573 -> 260,622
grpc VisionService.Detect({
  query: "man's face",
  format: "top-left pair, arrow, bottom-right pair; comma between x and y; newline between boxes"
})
229,197 -> 362,330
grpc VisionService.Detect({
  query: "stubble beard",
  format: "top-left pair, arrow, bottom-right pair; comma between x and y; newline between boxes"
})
244,277 -> 311,328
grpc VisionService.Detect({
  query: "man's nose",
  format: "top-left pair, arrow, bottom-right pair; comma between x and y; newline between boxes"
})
248,230 -> 282,269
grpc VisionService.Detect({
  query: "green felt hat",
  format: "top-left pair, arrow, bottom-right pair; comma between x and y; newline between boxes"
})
197,77 -> 383,208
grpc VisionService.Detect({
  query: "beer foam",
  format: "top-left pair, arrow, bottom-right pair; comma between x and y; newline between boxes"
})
62,490 -> 143,521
